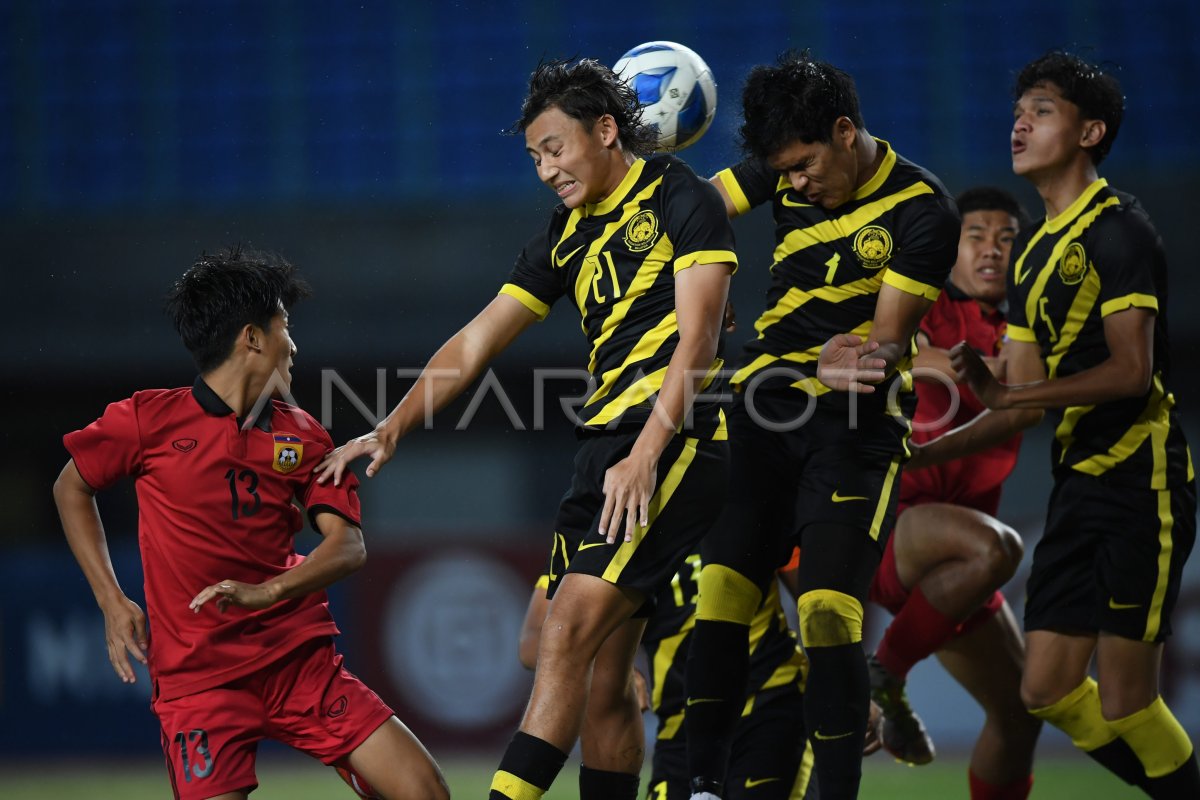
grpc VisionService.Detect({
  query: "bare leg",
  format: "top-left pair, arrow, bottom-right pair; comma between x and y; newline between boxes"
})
345,717 -> 449,800
1020,630 -> 1096,710
936,601 -> 1041,785
579,616 -> 648,774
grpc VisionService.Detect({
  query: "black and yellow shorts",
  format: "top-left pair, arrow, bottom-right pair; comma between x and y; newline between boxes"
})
701,390 -> 907,590
545,430 -> 729,614
1025,472 -> 1197,642
648,686 -> 814,800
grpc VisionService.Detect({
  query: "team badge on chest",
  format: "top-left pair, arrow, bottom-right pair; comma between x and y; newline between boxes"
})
273,433 -> 303,474
853,225 -> 893,269
1058,242 -> 1088,285
623,210 -> 660,252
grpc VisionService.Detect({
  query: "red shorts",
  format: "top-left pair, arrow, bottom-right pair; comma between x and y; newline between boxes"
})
152,637 -> 393,800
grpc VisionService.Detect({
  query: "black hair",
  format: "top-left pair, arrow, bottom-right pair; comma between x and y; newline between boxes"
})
1014,51 -> 1124,165
164,246 -> 311,373
956,186 -> 1028,228
514,57 -> 658,156
739,49 -> 865,159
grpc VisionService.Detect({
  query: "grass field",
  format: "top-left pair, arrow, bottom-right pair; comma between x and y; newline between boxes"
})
0,751 -> 1142,798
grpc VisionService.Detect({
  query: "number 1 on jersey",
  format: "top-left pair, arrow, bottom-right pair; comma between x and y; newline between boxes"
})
824,252 -> 841,284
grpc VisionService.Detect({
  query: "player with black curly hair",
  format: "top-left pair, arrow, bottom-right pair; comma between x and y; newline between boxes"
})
682,51 -> 959,800
318,57 -> 737,800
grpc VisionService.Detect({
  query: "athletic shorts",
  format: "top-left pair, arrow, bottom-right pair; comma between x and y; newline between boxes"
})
701,390 -> 907,591
648,686 -> 816,800
152,637 -> 393,800
545,431 -> 729,615
1025,472 -> 1197,642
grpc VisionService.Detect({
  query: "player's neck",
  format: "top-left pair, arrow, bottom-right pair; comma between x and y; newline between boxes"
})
975,297 -> 998,316
854,131 -> 882,190
595,149 -> 635,205
1029,157 -> 1100,220
201,364 -> 270,421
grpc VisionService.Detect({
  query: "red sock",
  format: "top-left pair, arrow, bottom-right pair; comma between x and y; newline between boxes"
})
969,770 -> 1033,800
874,585 -> 958,680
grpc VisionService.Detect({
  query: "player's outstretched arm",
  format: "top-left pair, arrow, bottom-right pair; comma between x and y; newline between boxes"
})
53,460 -> 148,683
958,307 -> 1154,411
909,339 -> 1045,469
316,295 -> 539,485
190,511 -> 366,613
599,260 -> 732,543
817,282 -> 931,393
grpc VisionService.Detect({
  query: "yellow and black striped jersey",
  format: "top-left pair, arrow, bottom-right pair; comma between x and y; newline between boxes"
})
1007,179 -> 1192,489
501,155 -> 737,439
713,140 -> 958,415
643,554 -> 807,744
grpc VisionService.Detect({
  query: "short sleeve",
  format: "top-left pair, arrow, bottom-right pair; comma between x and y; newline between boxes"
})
882,194 -> 960,302
661,166 -> 738,274
302,424 -> 363,529
63,397 -> 143,491
1004,229 -> 1036,342
500,226 -> 564,320
714,157 -> 778,215
1093,208 -> 1162,318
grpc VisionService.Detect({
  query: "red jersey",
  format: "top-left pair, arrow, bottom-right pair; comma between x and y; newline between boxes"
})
901,283 -> 1021,513
64,377 -> 362,702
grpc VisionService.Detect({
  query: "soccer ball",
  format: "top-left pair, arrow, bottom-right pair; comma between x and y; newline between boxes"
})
614,41 -> 717,152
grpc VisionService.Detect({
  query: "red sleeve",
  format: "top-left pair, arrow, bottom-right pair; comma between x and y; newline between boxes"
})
62,396 -> 143,490
301,425 -> 362,529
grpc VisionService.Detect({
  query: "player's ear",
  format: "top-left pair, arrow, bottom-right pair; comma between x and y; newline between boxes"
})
833,116 -> 856,150
242,323 -> 263,353
596,114 -> 619,148
1080,119 -> 1106,150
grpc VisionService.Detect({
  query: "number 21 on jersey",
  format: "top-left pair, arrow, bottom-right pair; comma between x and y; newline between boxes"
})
587,252 -> 622,304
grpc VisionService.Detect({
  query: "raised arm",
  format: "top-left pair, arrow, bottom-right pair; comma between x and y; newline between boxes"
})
189,511 -> 368,613
909,339 -> 1045,469
53,460 -> 148,683
816,283 -> 934,392
961,307 -> 1154,411
317,294 -> 539,484
598,261 -> 732,542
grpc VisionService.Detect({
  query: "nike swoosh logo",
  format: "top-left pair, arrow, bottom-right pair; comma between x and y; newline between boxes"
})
780,195 -> 813,208
744,777 -> 781,788
686,697 -> 723,707
813,729 -> 855,741
554,244 -> 585,267
831,491 -> 869,503
1108,598 -> 1141,610
577,541 -> 611,552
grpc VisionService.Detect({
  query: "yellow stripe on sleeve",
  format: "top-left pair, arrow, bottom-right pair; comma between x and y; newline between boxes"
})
673,249 -> 738,275
1006,325 -> 1038,343
882,270 -> 941,301
714,168 -> 752,216
499,284 -> 550,320
1100,293 -> 1159,317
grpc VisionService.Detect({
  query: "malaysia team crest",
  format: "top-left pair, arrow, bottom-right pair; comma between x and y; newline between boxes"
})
1058,242 -> 1088,285
273,433 -> 303,474
853,225 -> 893,269
623,210 -> 660,252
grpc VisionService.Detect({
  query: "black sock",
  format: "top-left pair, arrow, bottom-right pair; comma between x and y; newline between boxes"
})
1084,739 -> 1151,789
1145,752 -> 1200,799
579,764 -> 640,800
684,618 -> 751,793
804,643 -> 868,800
489,731 -> 568,800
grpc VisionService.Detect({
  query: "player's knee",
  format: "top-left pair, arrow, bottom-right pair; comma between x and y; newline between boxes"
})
974,521 -> 1023,587
1020,675 -> 1070,713
695,564 -> 762,624
795,589 -> 863,648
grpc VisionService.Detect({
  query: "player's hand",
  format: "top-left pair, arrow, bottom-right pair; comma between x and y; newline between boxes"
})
632,667 -> 651,713
599,451 -> 657,544
98,592 -> 148,684
315,428 -> 397,486
723,300 -> 737,333
951,342 -> 1010,408
863,700 -> 884,756
817,334 -> 887,393
189,580 -> 277,614
905,443 -> 930,471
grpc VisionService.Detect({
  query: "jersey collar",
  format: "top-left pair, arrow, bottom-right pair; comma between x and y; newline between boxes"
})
852,138 -> 897,201
1045,178 -> 1108,234
191,376 -> 273,432
586,157 -> 646,217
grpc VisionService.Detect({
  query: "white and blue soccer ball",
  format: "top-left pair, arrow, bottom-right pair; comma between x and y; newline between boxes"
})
614,41 -> 717,152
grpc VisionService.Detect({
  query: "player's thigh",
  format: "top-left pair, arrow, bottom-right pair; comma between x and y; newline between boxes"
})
1021,629 -> 1097,709
1095,634 -> 1164,718
342,716 -> 448,800
935,600 -> 1026,714
1024,475 -> 1103,637
152,681 -> 265,800
891,503 -> 1021,589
